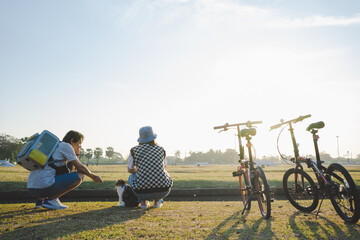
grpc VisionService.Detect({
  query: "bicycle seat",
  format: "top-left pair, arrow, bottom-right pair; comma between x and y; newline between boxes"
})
240,128 -> 256,137
306,121 -> 325,131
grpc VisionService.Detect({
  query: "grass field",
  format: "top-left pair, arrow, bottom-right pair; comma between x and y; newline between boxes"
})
1,164 -> 359,191
1,165 -> 360,239
0,200 -> 359,239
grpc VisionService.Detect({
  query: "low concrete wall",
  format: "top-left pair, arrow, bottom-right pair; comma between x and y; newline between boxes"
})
0,188 -> 265,201
1,187 -> 359,201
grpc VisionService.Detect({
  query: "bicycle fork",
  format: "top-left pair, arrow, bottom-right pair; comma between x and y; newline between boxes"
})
241,169 -> 256,215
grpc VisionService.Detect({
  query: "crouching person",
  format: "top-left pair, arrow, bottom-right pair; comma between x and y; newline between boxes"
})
128,126 -> 172,208
27,130 -> 103,210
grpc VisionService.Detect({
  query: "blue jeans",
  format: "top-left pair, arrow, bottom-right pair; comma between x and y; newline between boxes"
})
28,172 -> 80,199
128,173 -> 171,201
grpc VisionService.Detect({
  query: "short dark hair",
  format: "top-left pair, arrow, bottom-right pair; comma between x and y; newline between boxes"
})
139,140 -> 156,146
63,130 -> 84,144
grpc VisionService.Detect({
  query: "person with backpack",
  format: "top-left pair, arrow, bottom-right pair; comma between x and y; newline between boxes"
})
127,126 -> 173,208
27,130 -> 103,210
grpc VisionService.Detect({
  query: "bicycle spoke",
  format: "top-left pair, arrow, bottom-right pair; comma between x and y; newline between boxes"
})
283,168 -> 319,212
255,167 -> 271,219
327,163 -> 360,223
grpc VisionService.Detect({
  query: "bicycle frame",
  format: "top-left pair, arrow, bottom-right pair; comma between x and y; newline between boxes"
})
273,115 -> 360,223
214,120 -> 261,179
236,125 -> 256,188
283,119 -> 344,193
214,120 -> 272,217
270,115 -> 311,193
307,129 -> 346,189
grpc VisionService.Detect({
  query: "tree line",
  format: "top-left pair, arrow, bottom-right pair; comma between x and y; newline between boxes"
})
0,133 -> 123,165
168,149 -> 360,166
1,133 -> 359,166
79,147 -> 125,166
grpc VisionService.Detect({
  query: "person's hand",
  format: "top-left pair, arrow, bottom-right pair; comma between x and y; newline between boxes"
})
91,175 -> 103,183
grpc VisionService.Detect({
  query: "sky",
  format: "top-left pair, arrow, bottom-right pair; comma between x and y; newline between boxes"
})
1,0 -> 360,159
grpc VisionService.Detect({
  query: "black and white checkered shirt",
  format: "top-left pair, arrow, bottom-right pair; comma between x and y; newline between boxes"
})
131,144 -> 173,193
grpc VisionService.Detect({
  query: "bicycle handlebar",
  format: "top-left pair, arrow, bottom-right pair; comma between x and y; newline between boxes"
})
214,120 -> 263,130
269,114 -> 311,131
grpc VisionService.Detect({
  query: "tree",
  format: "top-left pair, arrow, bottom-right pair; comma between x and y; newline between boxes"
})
106,147 -> 114,164
85,148 -> 93,166
94,147 -> 103,166
80,147 -> 85,159
112,152 -> 124,163
174,150 -> 181,160
0,134 -> 22,162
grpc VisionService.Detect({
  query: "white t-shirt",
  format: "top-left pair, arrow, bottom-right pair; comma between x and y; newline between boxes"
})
27,142 -> 78,189
51,142 -> 78,167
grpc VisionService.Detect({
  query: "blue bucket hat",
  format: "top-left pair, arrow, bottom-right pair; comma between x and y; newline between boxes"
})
137,126 -> 157,143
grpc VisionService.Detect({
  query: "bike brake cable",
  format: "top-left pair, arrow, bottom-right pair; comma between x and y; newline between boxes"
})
276,125 -> 292,164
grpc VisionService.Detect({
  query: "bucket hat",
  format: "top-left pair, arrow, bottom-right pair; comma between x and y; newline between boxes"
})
137,126 -> 157,143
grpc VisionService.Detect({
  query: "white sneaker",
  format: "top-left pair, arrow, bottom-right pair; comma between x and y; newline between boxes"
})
42,198 -> 68,210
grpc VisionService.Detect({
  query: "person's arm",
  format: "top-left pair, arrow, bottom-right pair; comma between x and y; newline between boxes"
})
164,157 -> 167,169
71,159 -> 103,183
128,166 -> 137,173
127,152 -> 137,173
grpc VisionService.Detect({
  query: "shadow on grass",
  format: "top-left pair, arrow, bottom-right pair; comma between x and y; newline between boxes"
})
289,210 -> 360,239
0,206 -> 46,221
205,208 -> 274,239
0,205 -> 148,239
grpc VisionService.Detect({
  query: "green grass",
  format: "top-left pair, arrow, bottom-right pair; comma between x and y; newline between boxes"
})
1,164 -> 360,191
0,200 -> 359,239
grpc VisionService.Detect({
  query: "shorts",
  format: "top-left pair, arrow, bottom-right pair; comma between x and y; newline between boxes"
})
28,172 -> 80,199
135,190 -> 171,201
128,173 -> 171,201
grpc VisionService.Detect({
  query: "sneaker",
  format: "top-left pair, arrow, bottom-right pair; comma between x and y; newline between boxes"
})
140,201 -> 150,209
154,201 -> 162,208
42,198 -> 68,210
34,199 -> 43,209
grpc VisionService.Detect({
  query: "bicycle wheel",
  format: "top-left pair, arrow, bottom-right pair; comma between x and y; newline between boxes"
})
283,168 -> 319,212
255,166 -> 271,219
238,169 -> 251,210
327,163 -> 360,223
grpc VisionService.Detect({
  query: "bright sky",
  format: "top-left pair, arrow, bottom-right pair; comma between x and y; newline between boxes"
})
1,0 -> 360,159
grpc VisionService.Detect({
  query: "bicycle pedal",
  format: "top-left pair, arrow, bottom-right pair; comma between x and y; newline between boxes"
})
232,171 -> 242,177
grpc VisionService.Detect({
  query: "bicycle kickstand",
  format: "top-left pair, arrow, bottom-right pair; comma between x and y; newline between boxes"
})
315,196 -> 325,219
241,193 -> 255,215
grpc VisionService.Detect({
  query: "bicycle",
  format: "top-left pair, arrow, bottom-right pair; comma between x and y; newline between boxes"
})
270,114 -> 360,223
214,120 -> 272,219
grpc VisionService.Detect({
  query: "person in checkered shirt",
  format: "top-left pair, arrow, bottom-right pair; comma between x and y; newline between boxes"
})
127,126 -> 172,208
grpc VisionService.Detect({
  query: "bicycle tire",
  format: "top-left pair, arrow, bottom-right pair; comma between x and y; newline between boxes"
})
238,169 -> 251,210
255,166 -> 271,219
283,168 -> 319,212
327,163 -> 360,223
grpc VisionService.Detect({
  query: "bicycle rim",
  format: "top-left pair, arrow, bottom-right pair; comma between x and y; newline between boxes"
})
327,163 -> 360,223
256,167 -> 271,219
283,168 -> 319,212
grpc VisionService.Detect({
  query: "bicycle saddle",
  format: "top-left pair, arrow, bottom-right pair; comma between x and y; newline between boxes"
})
240,128 -> 256,137
306,121 -> 325,131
